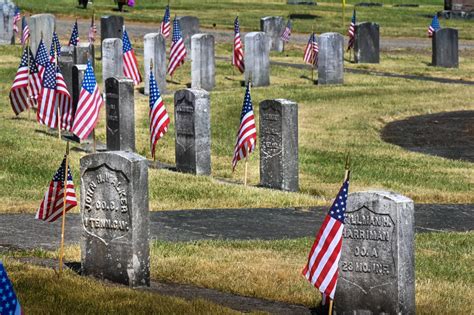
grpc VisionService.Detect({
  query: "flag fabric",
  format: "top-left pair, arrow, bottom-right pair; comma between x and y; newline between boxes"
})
68,20 -> 79,46
71,61 -> 103,140
167,18 -> 186,76
37,62 -> 58,128
9,47 -> 33,115
232,83 -> 257,170
428,15 -> 440,38
160,5 -> 171,38
347,10 -> 356,51
36,157 -> 77,222
56,67 -> 74,131
50,31 -> 61,63
122,28 -> 142,85
232,16 -> 245,74
302,179 -> 350,301
35,39 -> 49,79
20,16 -> 30,45
12,7 -> 20,33
303,33 -> 318,65
28,47 -> 41,102
0,261 -> 23,315
88,15 -> 97,43
148,71 -> 170,159
280,19 -> 292,42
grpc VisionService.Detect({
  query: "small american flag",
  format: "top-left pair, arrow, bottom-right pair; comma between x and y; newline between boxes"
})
123,28 -> 142,85
71,61 -> 103,140
20,16 -> 30,45
56,67 -> 73,131
12,7 -> 20,33
88,15 -> 97,43
9,47 -> 33,115
280,19 -> 292,42
232,83 -> 257,170
160,5 -> 171,38
168,18 -> 187,76
28,47 -> 42,102
149,70 -> 170,159
36,157 -> 77,222
0,262 -> 23,315
50,31 -> 61,63
37,62 -> 58,128
428,15 -> 440,38
347,10 -> 356,51
68,20 -> 80,46
35,39 -> 49,80
302,179 -> 350,302
232,17 -> 245,74
303,33 -> 318,65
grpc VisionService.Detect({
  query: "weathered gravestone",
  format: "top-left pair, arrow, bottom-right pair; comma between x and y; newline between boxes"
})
59,46 -> 75,96
174,89 -> 211,175
244,32 -> 270,87
102,38 -> 123,88
80,151 -> 150,287
335,191 -> 415,314
260,16 -> 285,52
176,16 -> 199,52
191,34 -> 215,91
105,77 -> 135,152
143,33 -> 166,95
259,99 -> 298,192
354,22 -> 380,64
101,15 -> 123,47
29,14 -> 55,54
75,42 -> 95,70
318,32 -> 344,85
0,0 -> 15,45
432,28 -> 459,68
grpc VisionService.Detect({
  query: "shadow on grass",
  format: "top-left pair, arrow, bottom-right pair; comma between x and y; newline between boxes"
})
289,14 -> 321,20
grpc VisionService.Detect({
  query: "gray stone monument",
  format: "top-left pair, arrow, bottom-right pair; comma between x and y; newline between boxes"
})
0,0 -> 15,45
191,34 -> 215,91
354,22 -> 380,64
432,28 -> 459,68
176,16 -> 199,52
244,32 -> 270,87
59,46 -> 75,96
259,99 -> 298,192
174,89 -> 211,176
318,32 -> 344,85
105,77 -> 135,152
102,38 -> 123,88
335,191 -> 415,314
101,15 -> 123,44
75,42 -> 95,70
80,151 -> 150,287
260,16 -> 285,52
29,14 -> 56,54
143,33 -> 166,95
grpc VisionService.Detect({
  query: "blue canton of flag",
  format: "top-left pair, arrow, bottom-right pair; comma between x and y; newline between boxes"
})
328,180 -> 349,222
50,32 -> 61,60
167,18 -> 187,76
82,62 -> 97,94
69,20 -> 79,46
0,262 -> 23,315
35,40 -> 49,69
428,15 -> 440,38
160,5 -> 171,38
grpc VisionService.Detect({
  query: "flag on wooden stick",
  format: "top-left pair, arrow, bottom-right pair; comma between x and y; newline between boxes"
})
9,47 -> 33,115
280,19 -> 292,42
123,27 -> 142,85
20,16 -> 30,45
347,10 -> 356,51
232,16 -> 245,73
12,6 -> 20,33
428,15 -> 440,38
303,33 -> 318,66
68,20 -> 79,46
160,5 -> 171,38
37,62 -> 58,128
167,17 -> 186,76
88,14 -> 97,43
149,69 -> 170,159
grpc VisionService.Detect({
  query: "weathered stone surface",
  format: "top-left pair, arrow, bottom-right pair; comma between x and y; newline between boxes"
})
176,16 -> 199,52
80,151 -> 149,287
72,64 -> 87,113
244,32 -> 270,87
100,15 -> 123,43
105,77 -> 135,152
191,34 -> 215,91
318,32 -> 344,85
259,99 -> 298,192
335,191 -> 415,315
29,14 -> 56,54
59,46 -> 75,97
354,22 -> 380,63
143,33 -> 166,95
174,88 -> 211,175
0,0 -> 15,44
432,28 -> 459,68
260,16 -> 285,52
102,38 -> 123,88
75,42 -> 95,70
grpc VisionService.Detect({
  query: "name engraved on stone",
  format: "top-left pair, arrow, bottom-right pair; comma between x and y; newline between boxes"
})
261,108 -> 282,158
106,93 -> 119,134
176,105 -> 195,113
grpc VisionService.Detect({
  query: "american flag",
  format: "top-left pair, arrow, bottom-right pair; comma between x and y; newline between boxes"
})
149,70 -> 170,159
50,31 -> 61,63
123,28 -> 142,85
347,10 -> 356,51
36,156 -> 77,222
232,83 -> 257,170
0,262 -> 23,315
37,62 -> 58,128
20,16 -> 30,45
167,18 -> 186,76
68,20 -> 80,46
428,15 -> 440,38
88,15 -> 97,43
35,39 -> 49,80
303,33 -> 318,65
160,5 -> 171,38
12,7 -> 20,33
9,47 -> 34,115
232,16 -> 245,74
280,19 -> 292,42
28,47 -> 42,102
56,67 -> 74,131
71,61 -> 103,140
302,179 -> 350,302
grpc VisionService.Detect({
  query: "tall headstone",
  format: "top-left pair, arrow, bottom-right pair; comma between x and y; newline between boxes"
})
75,42 -> 95,70
102,38 -> 123,88
174,89 -> 211,176
259,99 -> 298,192
29,14 -> 56,54
105,77 -> 135,152
335,191 -> 415,314
318,32 -> 344,85
244,32 -> 270,87
176,16 -> 199,52
260,16 -> 285,52
80,151 -> 150,288
0,0 -> 15,45
59,46 -> 75,96
100,15 -> 124,45
143,33 -> 166,95
191,34 -> 215,91
354,22 -> 380,64
432,28 -> 459,68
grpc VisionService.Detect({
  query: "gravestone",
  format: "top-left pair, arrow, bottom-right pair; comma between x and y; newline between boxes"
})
100,15 -> 123,46
260,16 -> 285,52
105,77 -> 135,152
176,16 -> 199,52
0,0 -> 15,45
102,38 -> 123,88
244,32 -> 270,87
75,42 -> 95,70
80,151 -> 150,287
29,14 -> 56,54
335,191 -> 415,314
143,33 -> 166,95
191,34 -> 215,91
318,32 -> 344,85
59,46 -> 75,96
259,99 -> 298,192
174,88 -> 211,175
354,22 -> 380,64
432,28 -> 459,68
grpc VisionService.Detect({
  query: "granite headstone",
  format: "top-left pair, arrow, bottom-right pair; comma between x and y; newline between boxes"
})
75,42 -> 95,70
29,14 -> 56,54
354,22 -> 380,64
100,15 -> 123,45
102,38 -> 123,88
244,32 -> 270,87
0,0 -> 15,45
432,28 -> 459,68
318,32 -> 344,85
260,16 -> 285,52
59,46 -> 75,97
143,33 -> 166,95
176,16 -> 199,52
191,33 -> 215,91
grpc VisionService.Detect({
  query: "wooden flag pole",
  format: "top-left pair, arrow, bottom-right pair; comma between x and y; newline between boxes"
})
243,76 -> 252,186
342,0 -> 346,29
311,26 -> 314,82
58,141 -> 70,276
329,299 -> 334,315
149,59 -> 157,162
344,152 -> 351,181
26,38 -> 32,120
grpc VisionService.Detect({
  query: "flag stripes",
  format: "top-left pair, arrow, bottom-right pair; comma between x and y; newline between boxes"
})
149,71 -> 170,158
233,17 -> 245,73
168,18 -> 187,76
123,28 -> 142,85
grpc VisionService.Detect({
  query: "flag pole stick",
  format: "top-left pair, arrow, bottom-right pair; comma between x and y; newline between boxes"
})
344,152 -> 351,181
26,38 -> 32,120
58,141 -> 70,276
243,75 -> 252,186
311,26 -> 314,82
53,38 -> 62,140
342,0 -> 346,29
329,299 -> 334,315
149,58 -> 156,162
